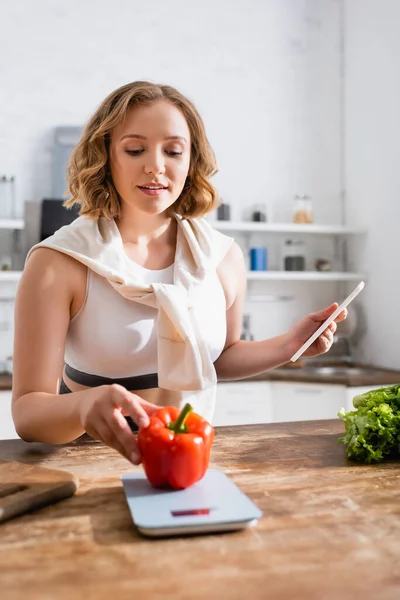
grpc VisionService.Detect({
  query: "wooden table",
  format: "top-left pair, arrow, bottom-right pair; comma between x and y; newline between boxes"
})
1,420 -> 400,600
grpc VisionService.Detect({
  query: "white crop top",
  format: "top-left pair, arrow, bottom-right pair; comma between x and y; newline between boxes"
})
65,260 -> 227,379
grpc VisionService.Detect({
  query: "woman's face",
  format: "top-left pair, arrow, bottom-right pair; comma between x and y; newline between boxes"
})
109,100 -> 191,216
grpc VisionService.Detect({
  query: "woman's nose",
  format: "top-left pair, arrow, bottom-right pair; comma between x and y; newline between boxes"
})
144,150 -> 166,175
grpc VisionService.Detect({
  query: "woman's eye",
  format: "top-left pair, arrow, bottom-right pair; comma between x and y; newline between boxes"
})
126,149 -> 143,156
125,148 -> 182,157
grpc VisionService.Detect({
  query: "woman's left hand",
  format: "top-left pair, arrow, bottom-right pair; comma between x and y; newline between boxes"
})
285,303 -> 348,359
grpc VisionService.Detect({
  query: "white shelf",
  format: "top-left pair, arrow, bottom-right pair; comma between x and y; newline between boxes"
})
213,221 -> 365,235
0,270 -> 365,284
246,271 -> 365,282
0,271 -> 22,282
0,270 -> 365,283
0,219 -> 24,230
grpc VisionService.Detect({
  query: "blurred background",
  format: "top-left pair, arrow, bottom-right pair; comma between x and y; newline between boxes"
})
0,0 -> 398,432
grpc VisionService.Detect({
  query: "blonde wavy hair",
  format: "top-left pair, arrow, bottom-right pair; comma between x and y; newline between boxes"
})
64,81 -> 220,220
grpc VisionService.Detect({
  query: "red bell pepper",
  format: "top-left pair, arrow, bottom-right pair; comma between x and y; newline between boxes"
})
137,403 -> 214,490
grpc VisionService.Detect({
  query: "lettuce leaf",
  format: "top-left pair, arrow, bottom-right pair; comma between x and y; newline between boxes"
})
352,384 -> 400,409
338,384 -> 400,463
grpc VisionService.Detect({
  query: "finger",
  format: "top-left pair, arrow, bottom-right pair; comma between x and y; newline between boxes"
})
334,308 -> 348,323
110,385 -> 151,428
136,397 -> 161,417
92,416 -> 121,449
96,416 -> 135,463
108,435 -> 133,463
308,303 -> 338,322
310,303 -> 349,326
109,408 -> 141,464
328,321 -> 337,334
318,333 -> 331,352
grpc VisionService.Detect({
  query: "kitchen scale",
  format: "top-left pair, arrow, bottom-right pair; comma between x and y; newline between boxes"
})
121,469 -> 262,537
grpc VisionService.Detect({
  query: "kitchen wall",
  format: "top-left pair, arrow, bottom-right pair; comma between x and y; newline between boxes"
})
0,0 -> 344,361
344,0 -> 400,370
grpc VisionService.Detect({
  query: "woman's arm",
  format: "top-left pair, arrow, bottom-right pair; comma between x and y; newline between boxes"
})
214,242 -> 346,381
12,248 -> 155,464
12,247 -> 86,441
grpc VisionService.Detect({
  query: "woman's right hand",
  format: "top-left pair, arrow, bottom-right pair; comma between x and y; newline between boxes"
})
79,384 -> 159,464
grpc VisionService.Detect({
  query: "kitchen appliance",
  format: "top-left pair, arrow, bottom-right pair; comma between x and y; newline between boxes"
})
121,469 -> 262,537
40,199 -> 80,241
52,126 -> 82,198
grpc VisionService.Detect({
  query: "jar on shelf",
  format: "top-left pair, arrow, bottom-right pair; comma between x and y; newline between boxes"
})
283,239 -> 306,271
293,194 -> 313,224
217,201 -> 231,221
0,176 -> 16,219
251,203 -> 268,222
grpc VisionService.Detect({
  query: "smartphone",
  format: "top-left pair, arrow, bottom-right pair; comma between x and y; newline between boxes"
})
290,281 -> 365,363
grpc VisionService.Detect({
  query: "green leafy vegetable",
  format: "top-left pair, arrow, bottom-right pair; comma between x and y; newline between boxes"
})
338,384 -> 400,463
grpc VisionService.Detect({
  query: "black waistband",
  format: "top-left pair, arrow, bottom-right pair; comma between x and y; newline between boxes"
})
65,364 -> 159,390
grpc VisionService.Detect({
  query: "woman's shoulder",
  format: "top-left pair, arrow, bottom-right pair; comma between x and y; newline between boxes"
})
20,247 -> 88,318
216,241 -> 246,310
23,246 -> 88,290
185,216 -> 235,267
217,239 -> 246,275
26,246 -> 87,272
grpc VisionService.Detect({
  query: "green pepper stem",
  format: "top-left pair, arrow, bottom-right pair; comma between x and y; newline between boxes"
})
173,403 -> 193,433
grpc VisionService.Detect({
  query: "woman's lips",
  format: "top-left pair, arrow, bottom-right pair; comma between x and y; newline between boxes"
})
137,186 -> 168,197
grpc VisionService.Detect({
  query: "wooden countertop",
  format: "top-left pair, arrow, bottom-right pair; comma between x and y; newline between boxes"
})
2,420 -> 400,599
247,363 -> 400,386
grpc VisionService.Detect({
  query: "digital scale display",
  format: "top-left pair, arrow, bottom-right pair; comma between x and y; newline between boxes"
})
171,508 -> 213,517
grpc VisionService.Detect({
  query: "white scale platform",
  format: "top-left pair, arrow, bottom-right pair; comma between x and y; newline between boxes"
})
121,469 -> 262,537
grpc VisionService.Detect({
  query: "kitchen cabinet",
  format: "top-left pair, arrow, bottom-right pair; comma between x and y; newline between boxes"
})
0,390 -> 18,440
213,381 -> 273,426
208,378 -> 400,427
271,381 -> 346,422
214,380 -> 346,426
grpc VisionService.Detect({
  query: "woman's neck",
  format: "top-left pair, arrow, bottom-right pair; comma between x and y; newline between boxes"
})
116,209 -> 177,269
116,211 -> 175,246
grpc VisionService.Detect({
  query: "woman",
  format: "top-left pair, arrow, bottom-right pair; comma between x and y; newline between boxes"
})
12,81 -> 346,465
